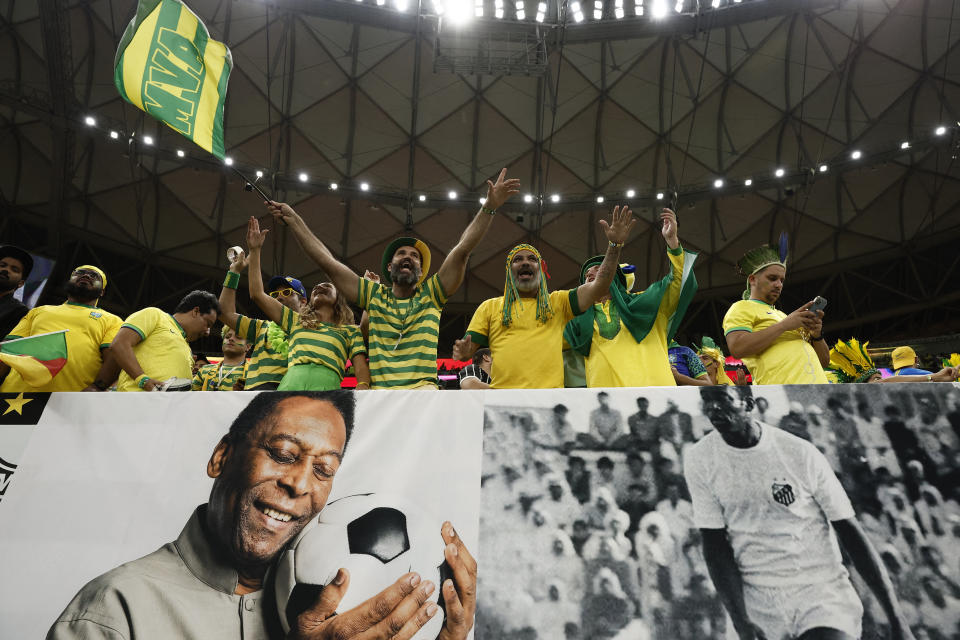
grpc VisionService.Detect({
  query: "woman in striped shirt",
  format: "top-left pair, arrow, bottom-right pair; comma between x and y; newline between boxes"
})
245,217 -> 371,390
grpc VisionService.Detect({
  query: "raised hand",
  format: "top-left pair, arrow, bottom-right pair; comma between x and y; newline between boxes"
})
452,335 -> 474,362
660,208 -> 679,249
598,205 -> 637,247
484,168 -> 521,211
228,248 -> 249,274
363,270 -> 381,284
265,200 -> 299,226
246,216 -> 269,251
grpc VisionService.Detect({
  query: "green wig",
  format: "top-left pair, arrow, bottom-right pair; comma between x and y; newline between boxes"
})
502,244 -> 552,326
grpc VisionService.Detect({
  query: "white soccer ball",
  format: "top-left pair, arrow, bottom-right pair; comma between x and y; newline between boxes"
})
274,492 -> 448,639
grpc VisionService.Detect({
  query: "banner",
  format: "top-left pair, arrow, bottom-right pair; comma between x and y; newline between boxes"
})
0,391 -> 482,638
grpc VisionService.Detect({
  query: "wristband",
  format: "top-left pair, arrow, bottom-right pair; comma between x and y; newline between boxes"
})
355,382 -> 371,389
92,379 -> 109,391
927,374 -> 933,382
608,240 -> 624,248
481,205 -> 497,216
811,335 -> 825,342
136,374 -> 150,389
223,271 -> 240,289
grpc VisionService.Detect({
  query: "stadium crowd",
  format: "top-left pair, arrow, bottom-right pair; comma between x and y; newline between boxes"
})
476,387 -> 960,640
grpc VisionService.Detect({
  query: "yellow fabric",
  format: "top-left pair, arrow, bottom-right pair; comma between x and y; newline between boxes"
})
0,353 -> 55,387
191,361 -> 246,391
116,307 -> 193,391
1,302 -> 122,392
584,249 -> 685,387
467,289 -> 578,389
722,299 -> 828,385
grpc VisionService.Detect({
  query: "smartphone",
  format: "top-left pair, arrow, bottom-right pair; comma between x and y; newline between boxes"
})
808,296 -> 828,313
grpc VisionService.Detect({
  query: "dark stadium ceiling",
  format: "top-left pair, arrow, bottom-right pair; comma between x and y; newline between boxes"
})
2,0 -> 960,349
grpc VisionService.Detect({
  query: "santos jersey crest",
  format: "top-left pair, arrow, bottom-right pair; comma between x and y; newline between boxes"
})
771,479 -> 796,507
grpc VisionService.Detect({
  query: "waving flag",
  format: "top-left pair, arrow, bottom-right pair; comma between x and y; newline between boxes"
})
114,0 -> 232,158
0,331 -> 68,387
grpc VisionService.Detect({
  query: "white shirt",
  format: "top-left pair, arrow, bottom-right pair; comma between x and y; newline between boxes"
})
683,423 -> 855,588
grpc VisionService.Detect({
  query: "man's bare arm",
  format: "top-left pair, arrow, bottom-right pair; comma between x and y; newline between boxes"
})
575,205 -> 636,313
700,528 -> 767,640
110,328 -> 162,391
725,300 -> 820,359
219,248 -> 249,331
267,202 -> 361,304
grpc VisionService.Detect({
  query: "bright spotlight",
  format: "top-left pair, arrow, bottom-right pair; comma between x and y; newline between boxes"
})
614,6 -> 624,17
900,141 -> 910,150
360,182 -> 370,191
397,0 -> 408,9
143,135 -> 154,145
418,194 -> 427,202
651,0 -> 668,18
550,194 -> 560,202
594,0 -> 602,19
713,178 -> 724,188
109,130 -> 119,139
711,0 -> 719,7
84,116 -> 96,126
656,192 -> 664,200
625,189 -> 635,198
774,168 -> 785,178
516,0 -> 524,19
474,0 -> 483,16
936,125 -> 947,136
299,172 -> 308,182
255,170 -> 264,178
596,195 -> 605,203
571,1 -> 584,21
536,1 -> 546,20
850,150 -> 861,160
479,196 -> 486,204
224,157 -> 234,166
674,0 -> 683,12
176,149 -> 185,157
329,182 -> 338,190
523,194 -> 534,203
448,190 -> 457,199
446,0 -> 473,23
744,178 -> 753,186
818,164 -> 828,173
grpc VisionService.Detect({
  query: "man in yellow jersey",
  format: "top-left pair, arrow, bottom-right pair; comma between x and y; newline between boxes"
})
268,168 -> 520,389
111,290 -> 219,391
218,246 -> 306,390
453,205 -> 637,389
0,265 -> 123,392
563,208 -> 698,387
192,326 -> 250,391
722,240 -> 829,385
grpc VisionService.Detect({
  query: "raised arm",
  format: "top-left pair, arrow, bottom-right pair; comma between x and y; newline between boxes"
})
700,528 -> 768,640
436,168 -> 520,295
244,217 -> 285,326
725,300 -> 820,359
219,248 -> 249,331
574,205 -> 637,313
267,201 -> 361,304
832,518 -> 915,640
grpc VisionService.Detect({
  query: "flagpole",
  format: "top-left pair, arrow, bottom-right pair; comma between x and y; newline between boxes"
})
231,166 -> 273,202
0,330 -> 69,346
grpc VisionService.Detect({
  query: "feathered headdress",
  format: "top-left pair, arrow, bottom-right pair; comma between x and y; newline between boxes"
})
942,353 -> 960,381
737,232 -> 789,300
502,244 -> 552,327
697,336 -> 734,385
828,338 -> 879,383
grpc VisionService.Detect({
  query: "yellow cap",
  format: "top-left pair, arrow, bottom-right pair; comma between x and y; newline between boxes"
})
890,346 -> 917,370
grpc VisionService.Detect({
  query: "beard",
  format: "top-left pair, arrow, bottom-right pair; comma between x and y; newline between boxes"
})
0,273 -> 20,294
390,262 -> 421,287
516,276 -> 540,293
66,281 -> 102,303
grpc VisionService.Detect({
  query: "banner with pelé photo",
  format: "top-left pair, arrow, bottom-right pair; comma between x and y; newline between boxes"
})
1,385 -> 959,639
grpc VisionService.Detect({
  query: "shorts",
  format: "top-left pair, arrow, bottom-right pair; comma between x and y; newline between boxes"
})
743,577 -> 863,640
277,363 -> 343,391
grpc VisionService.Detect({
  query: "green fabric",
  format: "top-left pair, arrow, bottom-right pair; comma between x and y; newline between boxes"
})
278,362 -> 342,391
563,249 -> 698,358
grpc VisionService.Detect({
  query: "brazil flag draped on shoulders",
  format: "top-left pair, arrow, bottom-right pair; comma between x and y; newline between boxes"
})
114,0 -> 232,159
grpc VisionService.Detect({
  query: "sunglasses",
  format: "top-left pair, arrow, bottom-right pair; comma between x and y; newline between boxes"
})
72,269 -> 101,279
269,287 -> 296,298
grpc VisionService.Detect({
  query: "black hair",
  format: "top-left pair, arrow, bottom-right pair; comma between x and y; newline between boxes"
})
472,348 -> 491,366
175,289 -> 220,315
596,456 -> 614,470
226,391 -> 356,453
699,384 -> 752,403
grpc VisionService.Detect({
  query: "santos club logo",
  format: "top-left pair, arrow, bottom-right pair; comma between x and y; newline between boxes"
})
771,480 -> 796,507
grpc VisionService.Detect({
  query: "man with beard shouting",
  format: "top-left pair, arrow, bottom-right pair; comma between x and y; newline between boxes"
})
268,168 -> 520,389
0,265 -> 123,392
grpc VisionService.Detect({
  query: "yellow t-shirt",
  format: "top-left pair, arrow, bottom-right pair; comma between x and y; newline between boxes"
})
466,289 -> 580,389
116,308 -> 194,392
722,299 -> 828,385
584,249 -> 687,387
1,302 -> 122,392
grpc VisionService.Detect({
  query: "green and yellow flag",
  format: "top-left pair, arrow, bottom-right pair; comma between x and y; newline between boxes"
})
114,0 -> 232,158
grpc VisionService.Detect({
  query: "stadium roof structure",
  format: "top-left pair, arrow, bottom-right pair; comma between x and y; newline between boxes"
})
3,0 -> 960,353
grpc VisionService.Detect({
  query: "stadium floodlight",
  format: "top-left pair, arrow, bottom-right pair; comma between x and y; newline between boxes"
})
594,0 -> 602,19
850,150 -> 862,160
475,0 -> 483,17
446,0 -> 472,23
109,130 -> 119,139
634,0 -> 643,16
615,7 -> 624,18
224,157 -> 234,166
299,172 -> 308,182
656,192 -> 664,200
255,170 -> 264,178
651,0 -> 668,18
479,196 -> 486,204
900,141 -> 911,150
596,195 -> 604,203
774,168 -> 785,178
536,1 -> 546,21
84,115 -> 96,126
143,135 -> 154,145
675,1 -> 683,13
550,194 -> 560,202
571,1 -> 584,21
713,178 -> 723,188
515,0 -> 525,19
744,178 -> 753,186
360,182 -> 370,191
495,0 -> 504,18
376,0 -> 385,6
936,125 -> 947,136
418,194 -> 427,202
396,0 -> 408,10
625,189 -> 636,198
819,164 -> 828,173
176,149 -> 185,157
329,182 -> 338,190
711,0 -> 719,7
523,194 -> 534,203
448,190 -> 457,199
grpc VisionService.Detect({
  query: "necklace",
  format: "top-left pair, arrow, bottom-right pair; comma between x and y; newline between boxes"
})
216,362 -> 242,389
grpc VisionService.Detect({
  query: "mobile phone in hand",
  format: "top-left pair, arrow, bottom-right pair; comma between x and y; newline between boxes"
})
808,296 -> 828,313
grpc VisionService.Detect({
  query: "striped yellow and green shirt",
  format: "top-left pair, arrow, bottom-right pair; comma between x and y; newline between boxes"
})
235,315 -> 287,389
357,274 -> 447,389
279,307 -> 365,379
192,361 -> 247,391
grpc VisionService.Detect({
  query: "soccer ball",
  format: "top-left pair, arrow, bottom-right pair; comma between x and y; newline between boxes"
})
274,492 -> 449,639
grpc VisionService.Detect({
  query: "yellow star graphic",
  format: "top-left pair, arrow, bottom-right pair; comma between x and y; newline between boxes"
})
3,392 -> 32,416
